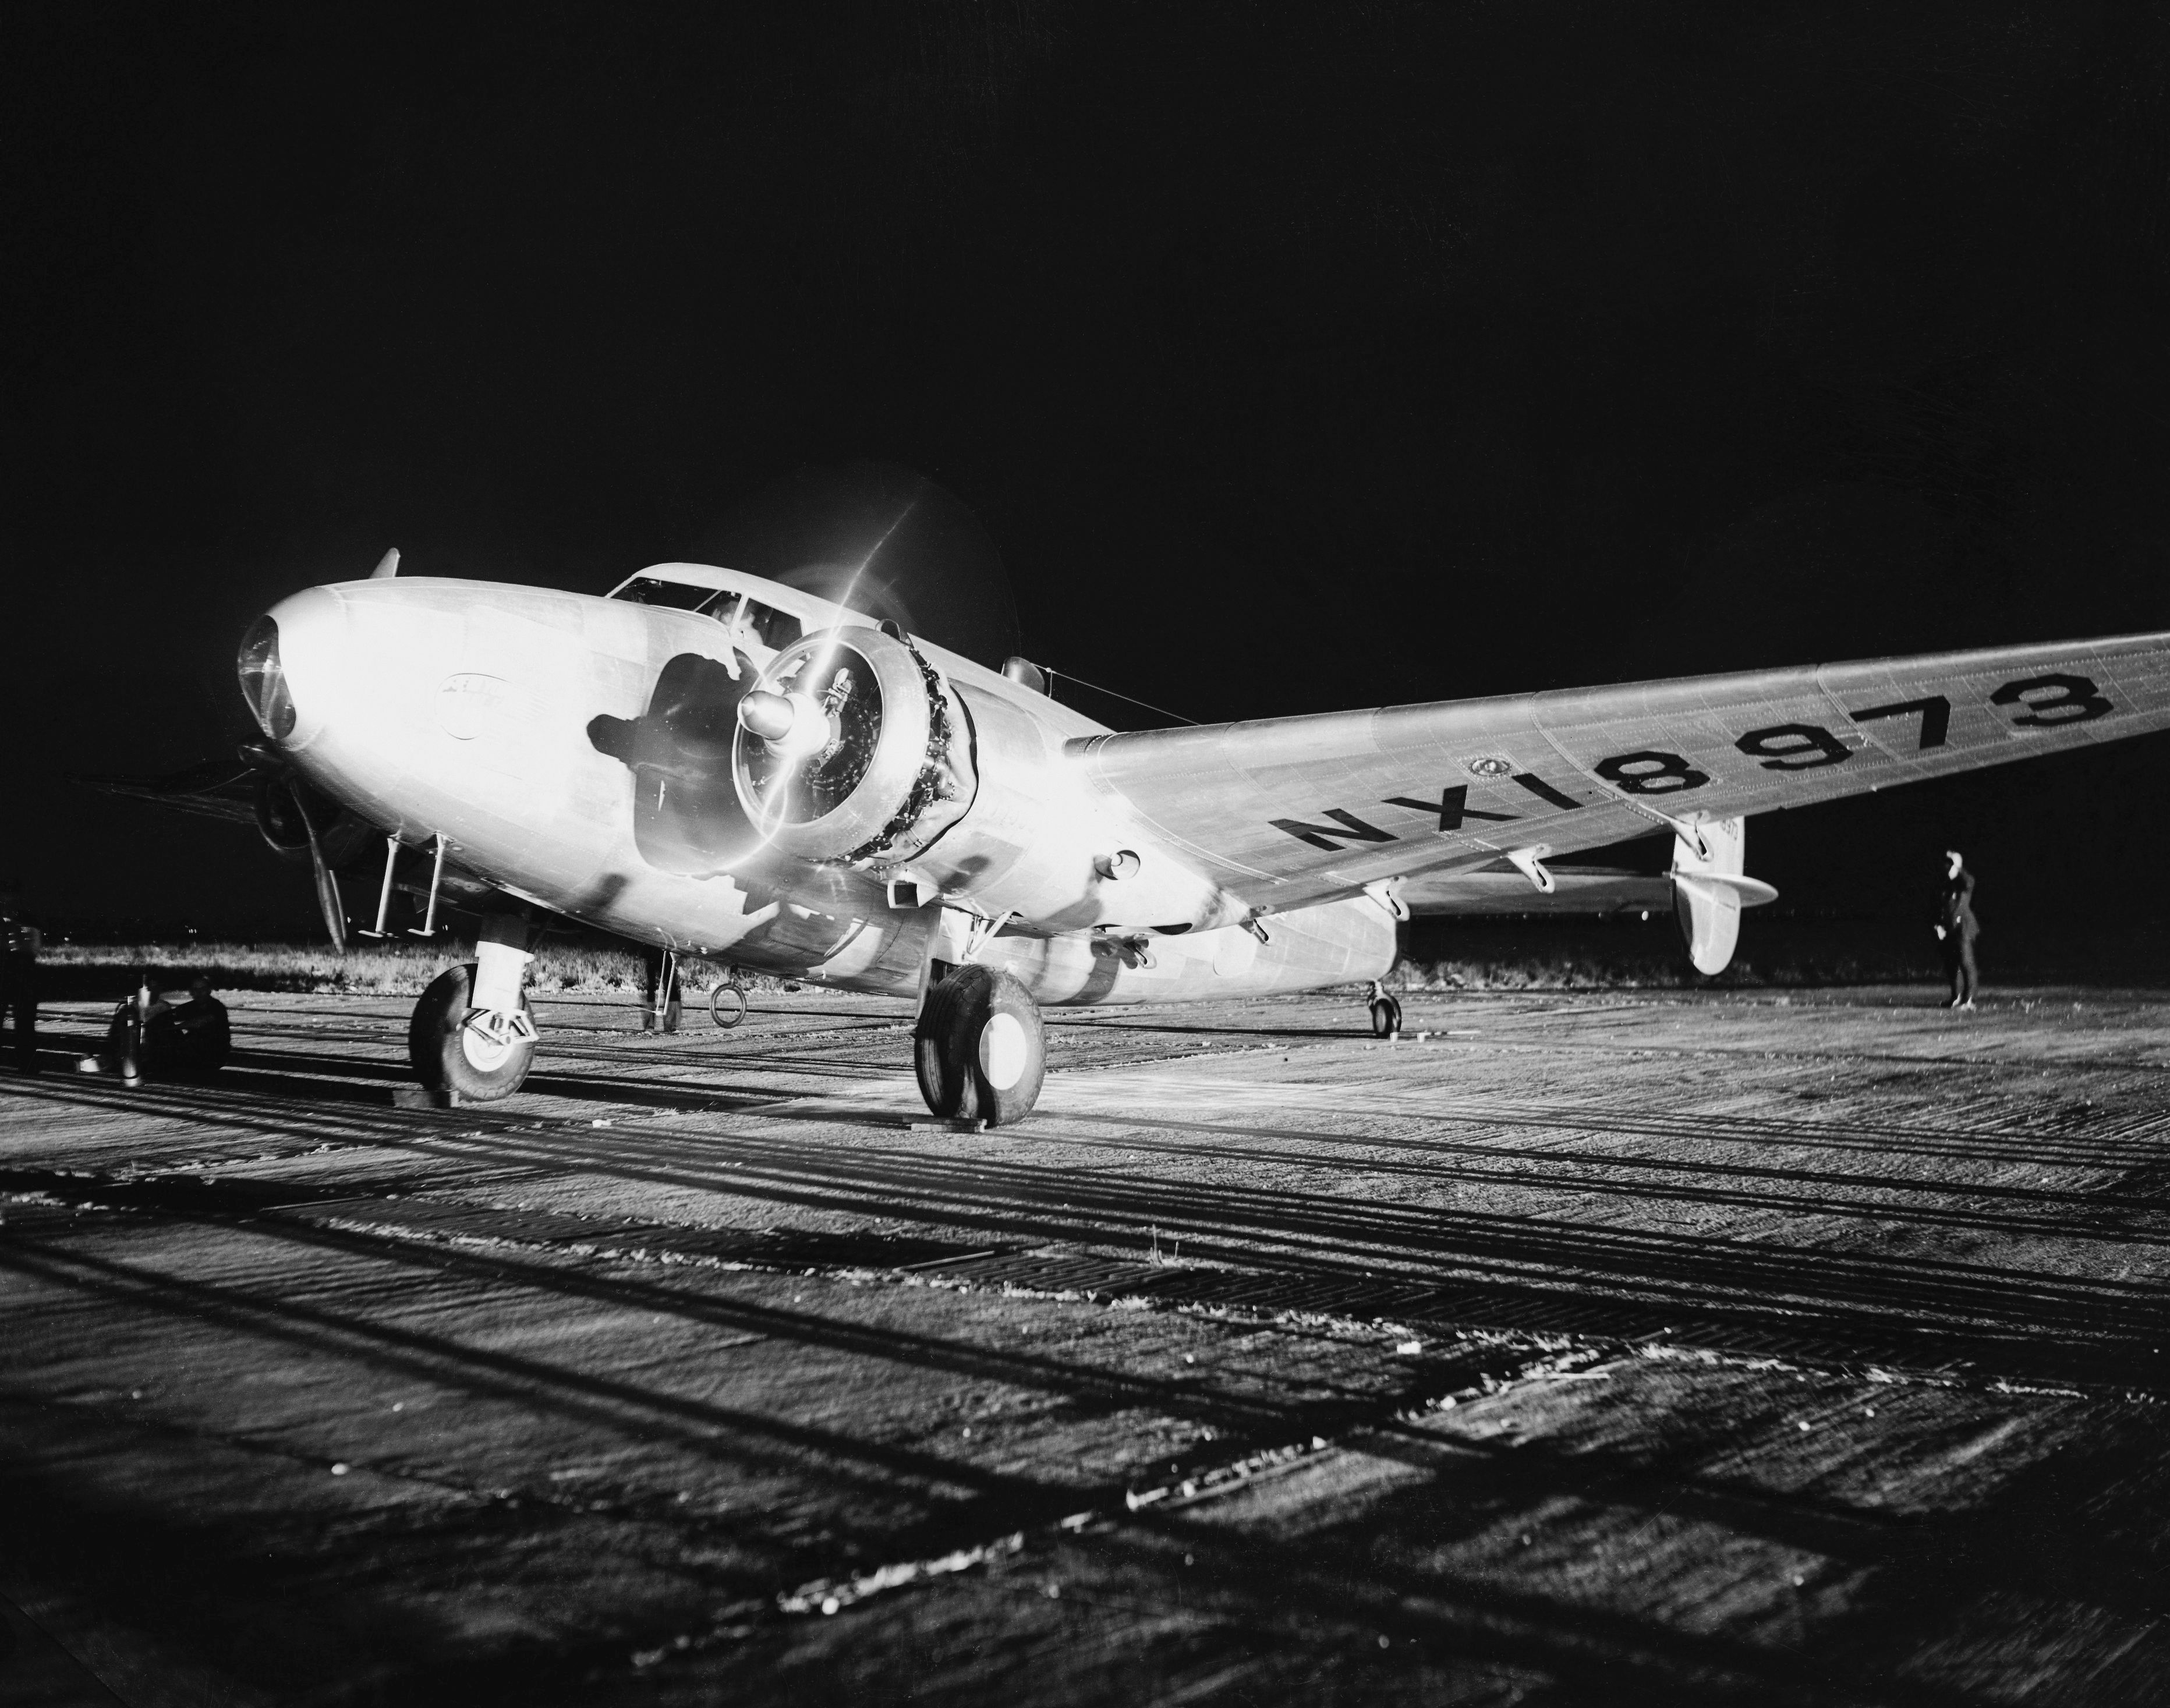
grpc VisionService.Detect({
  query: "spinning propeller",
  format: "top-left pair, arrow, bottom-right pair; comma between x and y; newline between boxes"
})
239,750 -> 355,951
702,462 -> 1017,855
739,635 -> 861,844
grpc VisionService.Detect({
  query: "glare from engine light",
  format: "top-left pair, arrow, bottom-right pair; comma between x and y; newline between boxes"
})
730,514 -> 912,861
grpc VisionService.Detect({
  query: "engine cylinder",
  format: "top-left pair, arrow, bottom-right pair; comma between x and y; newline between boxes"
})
732,629 -> 976,864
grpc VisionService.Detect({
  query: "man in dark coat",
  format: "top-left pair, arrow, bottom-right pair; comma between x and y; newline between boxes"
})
1,877 -> 41,1073
1934,849 -> 1980,1009
147,975 -> 232,1079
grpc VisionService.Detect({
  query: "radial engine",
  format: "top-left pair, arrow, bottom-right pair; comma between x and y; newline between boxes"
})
732,627 -> 979,869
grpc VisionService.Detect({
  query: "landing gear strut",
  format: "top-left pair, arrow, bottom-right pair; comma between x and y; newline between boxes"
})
914,963 -> 1046,1126
643,947 -> 683,1033
1367,980 -> 1403,1039
408,913 -> 537,1100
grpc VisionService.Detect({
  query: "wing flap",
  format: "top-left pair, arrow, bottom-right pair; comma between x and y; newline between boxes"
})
1400,866 -> 1676,917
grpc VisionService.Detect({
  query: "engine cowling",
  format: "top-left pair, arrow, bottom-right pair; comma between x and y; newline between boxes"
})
733,628 -> 976,864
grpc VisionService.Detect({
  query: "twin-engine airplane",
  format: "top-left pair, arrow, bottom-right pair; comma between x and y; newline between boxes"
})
155,549 -> 2170,1123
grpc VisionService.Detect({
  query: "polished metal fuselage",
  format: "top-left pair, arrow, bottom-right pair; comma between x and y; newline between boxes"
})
264,571 -> 1396,1004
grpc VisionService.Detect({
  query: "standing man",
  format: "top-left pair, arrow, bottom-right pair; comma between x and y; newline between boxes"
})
1,877 -> 42,1073
1934,849 -> 1981,1010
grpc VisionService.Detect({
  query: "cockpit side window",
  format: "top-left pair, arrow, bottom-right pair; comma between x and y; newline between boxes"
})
741,600 -> 802,651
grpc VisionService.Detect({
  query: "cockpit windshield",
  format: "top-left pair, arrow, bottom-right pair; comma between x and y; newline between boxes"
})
610,577 -> 804,651
612,577 -> 715,610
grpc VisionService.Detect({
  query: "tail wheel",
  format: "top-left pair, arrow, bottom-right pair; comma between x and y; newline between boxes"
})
914,963 -> 1046,1126
710,981 -> 748,1028
409,962 -> 536,1100
1369,994 -> 1403,1039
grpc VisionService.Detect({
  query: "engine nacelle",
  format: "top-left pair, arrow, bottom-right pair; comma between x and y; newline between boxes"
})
732,629 -> 976,865
731,630 -> 1240,933
893,681 -> 1244,933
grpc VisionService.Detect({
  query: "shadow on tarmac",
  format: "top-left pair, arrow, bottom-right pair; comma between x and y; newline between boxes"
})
9,1043 -> 2170,1395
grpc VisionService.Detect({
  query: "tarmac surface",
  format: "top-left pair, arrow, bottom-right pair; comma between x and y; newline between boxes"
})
5,982 -> 2170,1705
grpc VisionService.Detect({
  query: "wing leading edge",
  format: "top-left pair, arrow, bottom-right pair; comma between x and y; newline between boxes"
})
1072,630 -> 2170,914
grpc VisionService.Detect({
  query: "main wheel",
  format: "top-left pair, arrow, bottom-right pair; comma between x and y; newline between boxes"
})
914,963 -> 1046,1126
1369,994 -> 1403,1038
409,962 -> 536,1100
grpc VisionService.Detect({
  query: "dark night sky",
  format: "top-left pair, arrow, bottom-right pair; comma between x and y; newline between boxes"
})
8,2 -> 2170,937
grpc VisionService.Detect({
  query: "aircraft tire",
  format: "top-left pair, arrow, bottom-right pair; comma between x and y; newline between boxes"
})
409,963 -> 536,1101
710,982 -> 748,1028
914,963 -> 1045,1126
1369,994 -> 1403,1039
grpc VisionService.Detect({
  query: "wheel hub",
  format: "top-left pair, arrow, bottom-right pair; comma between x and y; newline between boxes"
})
977,1011 -> 1029,1090
461,1009 -> 522,1072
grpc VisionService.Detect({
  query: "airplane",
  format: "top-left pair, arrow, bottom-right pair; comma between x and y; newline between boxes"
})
99,543 -> 2170,1124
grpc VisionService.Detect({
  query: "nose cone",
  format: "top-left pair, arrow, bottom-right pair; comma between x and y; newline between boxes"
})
738,690 -> 797,742
738,688 -> 837,759
238,586 -> 347,750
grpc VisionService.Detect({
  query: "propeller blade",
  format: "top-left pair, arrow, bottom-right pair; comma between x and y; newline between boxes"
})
290,783 -> 349,952
312,854 -> 348,955
754,750 -> 803,837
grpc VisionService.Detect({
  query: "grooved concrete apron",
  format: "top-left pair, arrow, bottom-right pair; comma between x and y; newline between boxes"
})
5,985 -> 2169,1706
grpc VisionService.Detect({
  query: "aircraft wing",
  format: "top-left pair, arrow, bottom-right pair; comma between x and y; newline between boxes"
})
1072,632 -> 2170,915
